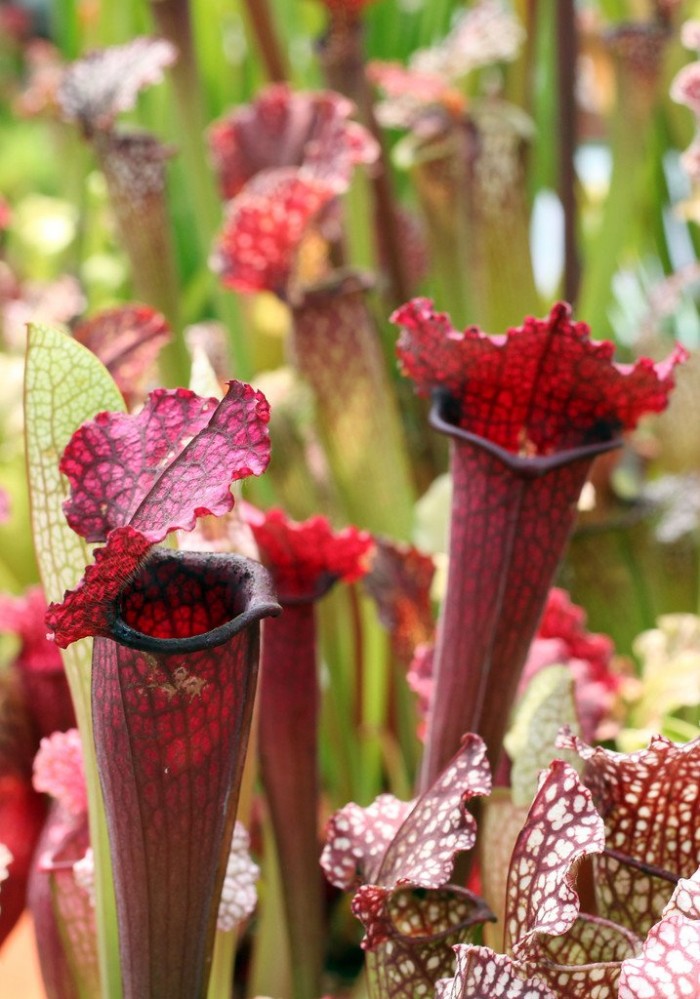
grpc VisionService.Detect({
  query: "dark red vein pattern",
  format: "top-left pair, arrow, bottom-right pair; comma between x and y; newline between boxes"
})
394,299 -> 687,455
90,549 -> 277,999
250,507 -> 373,997
435,946 -> 557,999
419,437 -> 593,783
48,381 -> 271,647
505,762 -> 605,956
248,506 -> 373,599
258,602 -> 324,995
322,736 -> 493,997
619,868 -> 700,998
47,526 -> 156,647
562,732 -> 700,937
73,305 -> 171,407
61,381 -> 270,543
362,537 -> 436,663
45,371 -> 278,999
505,761 -> 636,998
364,889 -> 495,999
393,299 -> 685,787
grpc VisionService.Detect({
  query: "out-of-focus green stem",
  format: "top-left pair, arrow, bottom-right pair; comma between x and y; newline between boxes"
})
290,272 -> 416,539
508,0 -> 539,115
364,952 -> 390,999
240,0 -> 289,83
320,586 -> 361,806
249,818 -> 292,999
94,131 -> 190,385
49,0 -> 81,58
208,927 -> 236,999
565,515 -> 660,654
318,20 -> 412,307
345,169 -> 376,276
66,656 -> 123,999
405,123 -> 474,328
363,103 -> 413,307
463,101 -> 540,330
149,0 -> 252,379
578,22 -> 668,334
357,591 -> 390,803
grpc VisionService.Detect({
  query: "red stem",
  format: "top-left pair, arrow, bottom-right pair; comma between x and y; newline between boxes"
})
318,21 -> 412,306
602,847 -> 679,886
258,603 -> 325,999
241,0 -> 289,83
91,551 -> 277,999
419,404 -> 614,789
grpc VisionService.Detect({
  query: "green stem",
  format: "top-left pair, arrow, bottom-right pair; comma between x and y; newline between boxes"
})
696,529 -> 700,620
389,658 -> 420,793
149,0 -> 252,378
357,591 -> 390,804
318,20 -> 413,307
320,587 -> 361,806
64,646 -> 123,999
406,125 -> 474,328
509,0 -> 539,116
94,132 -> 190,386
207,929 -> 236,999
578,23 -> 668,334
241,0 -> 289,83
290,272 -> 416,539
249,819 -> 292,999
464,101 -> 540,330
617,525 -> 657,632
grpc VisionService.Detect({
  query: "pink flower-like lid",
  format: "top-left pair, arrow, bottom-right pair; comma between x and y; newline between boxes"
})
209,83 -> 378,200
47,381 -> 272,648
393,299 -> 688,457
246,506 -> 373,601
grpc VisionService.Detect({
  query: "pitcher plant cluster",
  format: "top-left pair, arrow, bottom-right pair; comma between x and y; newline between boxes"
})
1,2 -> 700,999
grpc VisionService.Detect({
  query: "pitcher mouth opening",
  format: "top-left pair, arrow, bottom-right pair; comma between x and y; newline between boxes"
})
429,390 -> 622,479
378,885 -> 495,945
112,548 -> 281,654
275,571 -> 338,607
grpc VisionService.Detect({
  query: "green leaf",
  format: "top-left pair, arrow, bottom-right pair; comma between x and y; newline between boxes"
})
25,321 -> 125,999
25,322 -> 124,604
504,664 -> 582,807
631,614 -> 700,728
